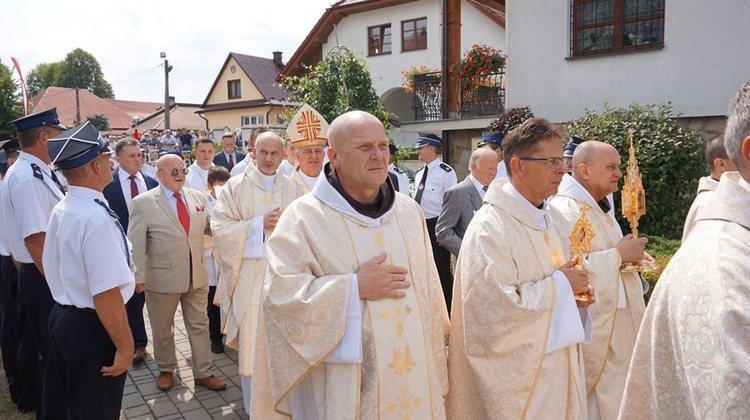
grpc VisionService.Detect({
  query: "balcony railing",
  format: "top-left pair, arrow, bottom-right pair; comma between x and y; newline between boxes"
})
411,70 -> 505,121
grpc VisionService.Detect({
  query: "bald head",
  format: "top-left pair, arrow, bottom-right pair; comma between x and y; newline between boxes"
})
254,132 -> 285,175
327,110 -> 389,204
328,111 -> 386,150
571,141 -> 618,171
156,153 -> 183,170
254,131 -> 283,150
571,140 -> 623,201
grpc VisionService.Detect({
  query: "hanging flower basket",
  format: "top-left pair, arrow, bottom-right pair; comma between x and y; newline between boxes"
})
401,65 -> 440,93
449,44 -> 506,90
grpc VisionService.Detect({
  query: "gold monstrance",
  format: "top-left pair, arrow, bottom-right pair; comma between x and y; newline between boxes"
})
569,202 -> 595,303
620,132 -> 657,272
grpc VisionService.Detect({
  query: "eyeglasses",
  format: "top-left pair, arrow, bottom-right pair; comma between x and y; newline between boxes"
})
518,156 -> 565,168
159,168 -> 189,177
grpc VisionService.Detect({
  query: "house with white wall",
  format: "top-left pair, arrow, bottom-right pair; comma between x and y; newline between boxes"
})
281,0 -> 507,158
505,0 -> 750,139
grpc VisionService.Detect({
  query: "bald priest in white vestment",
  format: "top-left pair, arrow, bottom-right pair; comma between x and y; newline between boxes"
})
549,141 -> 647,420
446,118 -> 594,419
250,110 -> 450,419
210,132 -> 305,414
620,83 -> 750,419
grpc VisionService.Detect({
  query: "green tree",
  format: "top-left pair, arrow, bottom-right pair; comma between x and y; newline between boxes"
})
25,49 -> 115,99
282,46 -> 390,130
0,60 -> 23,139
26,62 -> 63,98
566,103 -> 705,239
86,114 -> 110,131
57,49 -> 114,98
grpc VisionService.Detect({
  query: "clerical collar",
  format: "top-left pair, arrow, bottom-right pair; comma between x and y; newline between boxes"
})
257,170 -> 277,193
710,176 -> 721,183
502,181 -> 548,230
738,174 -> 750,193
324,163 -> 394,219
298,169 -> 320,190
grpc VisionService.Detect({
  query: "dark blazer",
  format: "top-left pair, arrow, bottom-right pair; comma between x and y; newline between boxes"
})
213,151 -> 246,171
436,176 -> 484,257
103,169 -> 159,232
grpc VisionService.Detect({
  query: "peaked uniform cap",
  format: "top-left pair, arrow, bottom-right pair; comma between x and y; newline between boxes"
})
287,104 -> 329,149
48,121 -> 113,169
478,130 -> 504,147
10,107 -> 67,132
564,136 -> 587,157
415,133 -> 442,149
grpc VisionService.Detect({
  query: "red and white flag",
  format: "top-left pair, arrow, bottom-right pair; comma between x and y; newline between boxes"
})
10,57 -> 29,115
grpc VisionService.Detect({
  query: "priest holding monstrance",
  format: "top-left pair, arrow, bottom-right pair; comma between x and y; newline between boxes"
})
550,140 -> 647,420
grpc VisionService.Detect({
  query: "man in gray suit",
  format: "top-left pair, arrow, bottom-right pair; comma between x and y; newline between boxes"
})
128,154 -> 226,392
437,147 -> 498,257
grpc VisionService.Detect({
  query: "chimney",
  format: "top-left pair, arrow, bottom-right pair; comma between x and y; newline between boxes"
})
272,51 -> 283,68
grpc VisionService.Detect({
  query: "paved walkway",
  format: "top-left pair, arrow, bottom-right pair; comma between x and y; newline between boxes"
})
120,306 -> 247,419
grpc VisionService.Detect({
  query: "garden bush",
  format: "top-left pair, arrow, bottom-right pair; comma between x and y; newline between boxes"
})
566,103 -> 705,239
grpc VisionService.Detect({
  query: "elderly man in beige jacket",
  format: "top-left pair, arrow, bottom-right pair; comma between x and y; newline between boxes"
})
128,154 -> 226,392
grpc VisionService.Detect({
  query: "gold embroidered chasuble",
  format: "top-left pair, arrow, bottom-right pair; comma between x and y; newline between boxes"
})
681,175 -> 719,243
620,172 -> 750,419
211,165 -> 305,376
446,179 -> 587,419
290,168 -> 317,192
550,174 -> 645,420
251,190 -> 449,419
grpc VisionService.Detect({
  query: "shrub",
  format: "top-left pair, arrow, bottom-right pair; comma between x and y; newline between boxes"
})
486,106 -> 534,134
566,103 -> 705,239
641,234 -> 681,304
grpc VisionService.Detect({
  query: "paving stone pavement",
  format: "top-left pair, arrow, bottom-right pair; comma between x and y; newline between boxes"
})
120,305 -> 247,419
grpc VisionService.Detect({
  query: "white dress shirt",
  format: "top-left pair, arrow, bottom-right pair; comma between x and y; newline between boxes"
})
0,152 -> 65,263
413,158 -> 457,218
468,173 -> 488,199
161,185 -> 190,217
43,186 -> 134,309
119,169 -> 148,211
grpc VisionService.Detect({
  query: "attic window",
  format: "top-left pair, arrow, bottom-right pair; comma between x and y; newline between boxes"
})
571,0 -> 664,57
402,17 -> 427,51
368,24 -> 392,56
228,79 -> 241,99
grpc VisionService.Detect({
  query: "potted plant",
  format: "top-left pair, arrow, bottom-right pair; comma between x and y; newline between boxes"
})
401,65 -> 440,93
449,44 -> 506,90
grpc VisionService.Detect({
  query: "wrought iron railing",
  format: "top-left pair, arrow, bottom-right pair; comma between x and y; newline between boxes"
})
411,72 -> 442,121
460,71 -> 505,118
410,70 -> 505,121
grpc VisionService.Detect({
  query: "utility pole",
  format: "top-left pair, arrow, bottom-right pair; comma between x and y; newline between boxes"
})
161,52 -> 173,130
74,87 -> 81,125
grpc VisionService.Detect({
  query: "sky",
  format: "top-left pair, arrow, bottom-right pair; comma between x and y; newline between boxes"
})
3,0 -> 336,105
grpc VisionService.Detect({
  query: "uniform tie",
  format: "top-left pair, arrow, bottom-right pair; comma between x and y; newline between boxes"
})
228,153 -> 234,170
128,175 -> 138,199
414,164 -> 428,204
50,170 -> 66,195
94,199 -> 130,269
173,192 -> 190,234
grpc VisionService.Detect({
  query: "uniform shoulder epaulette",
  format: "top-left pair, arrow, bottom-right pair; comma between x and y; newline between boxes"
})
392,166 -> 404,174
30,163 -> 44,181
439,163 -> 453,172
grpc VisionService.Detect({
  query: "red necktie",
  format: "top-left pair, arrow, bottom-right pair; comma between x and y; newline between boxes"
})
228,153 -> 234,169
128,175 -> 138,199
173,192 -> 190,234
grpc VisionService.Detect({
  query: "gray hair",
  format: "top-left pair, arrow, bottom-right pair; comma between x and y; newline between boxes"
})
468,147 -> 496,169
725,82 -> 750,162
